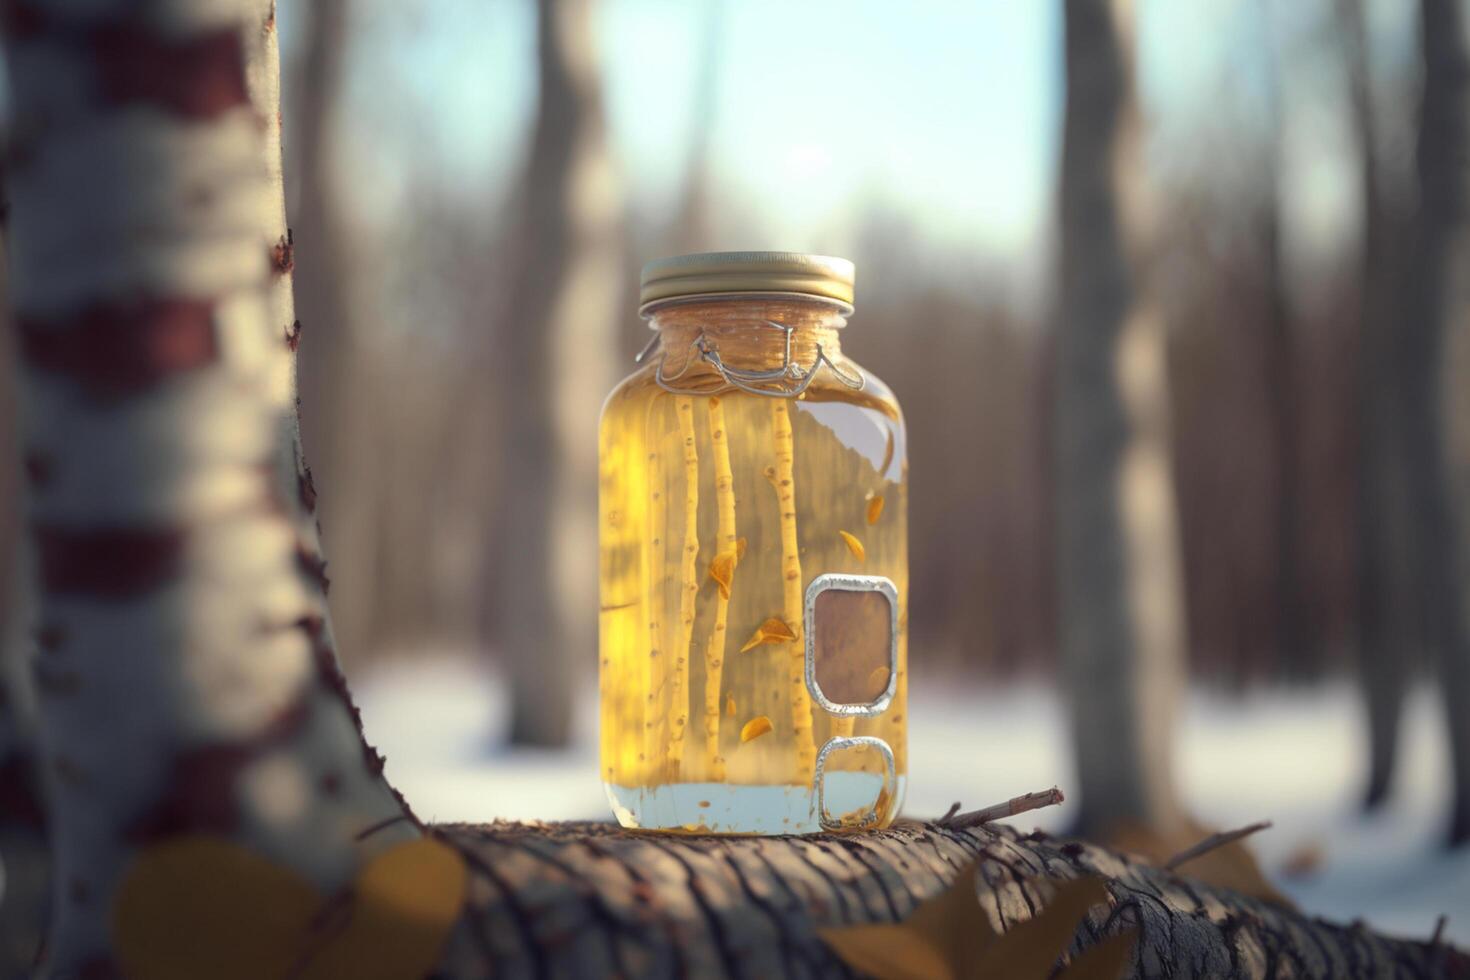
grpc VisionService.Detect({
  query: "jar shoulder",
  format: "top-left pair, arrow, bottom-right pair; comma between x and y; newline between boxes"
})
600,355 -> 904,432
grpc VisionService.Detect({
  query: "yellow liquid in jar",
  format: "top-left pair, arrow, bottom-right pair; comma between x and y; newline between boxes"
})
598,362 -> 908,833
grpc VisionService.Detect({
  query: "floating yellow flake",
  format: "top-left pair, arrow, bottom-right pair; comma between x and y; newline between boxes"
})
740,617 -> 797,653
866,495 -> 885,525
874,784 -> 893,820
839,530 -> 866,563
725,694 -> 736,717
868,665 -> 892,693
707,552 -> 736,599
741,715 -> 774,743
735,536 -> 747,560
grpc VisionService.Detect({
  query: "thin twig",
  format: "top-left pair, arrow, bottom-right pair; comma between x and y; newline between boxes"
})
939,787 -> 1065,829
1431,914 -> 1447,947
938,801 -> 961,824
1165,821 -> 1273,871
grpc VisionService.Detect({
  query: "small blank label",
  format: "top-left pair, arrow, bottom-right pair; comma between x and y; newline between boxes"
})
812,588 -> 893,706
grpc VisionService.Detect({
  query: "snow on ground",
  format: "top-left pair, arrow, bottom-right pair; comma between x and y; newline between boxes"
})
356,656 -> 1470,943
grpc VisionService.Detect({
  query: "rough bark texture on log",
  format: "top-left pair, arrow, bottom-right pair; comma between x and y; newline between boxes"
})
430,821 -> 1464,979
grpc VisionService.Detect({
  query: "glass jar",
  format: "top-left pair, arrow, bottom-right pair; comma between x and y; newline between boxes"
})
599,252 -> 908,833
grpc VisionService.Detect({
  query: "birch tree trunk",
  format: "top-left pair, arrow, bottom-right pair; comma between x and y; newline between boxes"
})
1054,0 -> 1189,839
1,1 -> 417,972
491,0 -> 623,747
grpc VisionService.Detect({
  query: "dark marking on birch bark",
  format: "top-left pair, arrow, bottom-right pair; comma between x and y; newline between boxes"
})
1,5 -> 250,119
35,526 -> 186,599
0,753 -> 47,829
286,318 -> 303,352
271,230 -> 295,276
295,544 -> 330,595
298,464 -> 318,513
0,0 -> 44,40
124,698 -> 310,843
19,299 -> 217,400
93,25 -> 247,117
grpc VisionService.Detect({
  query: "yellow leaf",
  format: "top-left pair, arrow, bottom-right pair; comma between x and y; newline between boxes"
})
820,863 -> 1123,980
114,836 -> 320,980
866,494 -> 885,525
708,552 -> 736,600
1054,927 -> 1138,980
739,617 -> 796,653
736,536 -> 748,560
740,715 -> 774,743
839,530 -> 866,562
825,863 -> 993,978
975,875 -> 1111,977
725,694 -> 736,717
903,863 -> 997,972
818,921 -> 953,980
301,837 -> 466,980
113,834 -> 467,980
1108,821 -> 1293,909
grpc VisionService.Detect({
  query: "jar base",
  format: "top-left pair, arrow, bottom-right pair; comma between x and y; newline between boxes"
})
603,774 -> 906,835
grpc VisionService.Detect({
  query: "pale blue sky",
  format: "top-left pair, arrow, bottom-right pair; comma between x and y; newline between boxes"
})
288,0 -> 1421,305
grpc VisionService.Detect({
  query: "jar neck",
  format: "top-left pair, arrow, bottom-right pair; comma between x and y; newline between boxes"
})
648,297 -> 848,373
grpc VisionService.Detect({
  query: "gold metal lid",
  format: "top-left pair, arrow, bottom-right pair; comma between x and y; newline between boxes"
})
639,251 -> 855,315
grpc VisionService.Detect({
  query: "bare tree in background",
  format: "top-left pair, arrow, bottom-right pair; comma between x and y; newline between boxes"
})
1401,0 -> 1470,845
1346,0 -> 1470,843
491,0 -> 623,746
1055,0 -> 1189,839
290,0 -> 386,667
1257,0 -> 1311,678
1342,0 -> 1418,811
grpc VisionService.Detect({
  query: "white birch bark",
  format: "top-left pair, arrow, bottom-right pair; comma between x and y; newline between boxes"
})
1,1 -> 416,971
1054,0 -> 1189,838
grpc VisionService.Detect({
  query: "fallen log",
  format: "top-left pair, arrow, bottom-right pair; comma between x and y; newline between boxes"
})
432,820 -> 1465,979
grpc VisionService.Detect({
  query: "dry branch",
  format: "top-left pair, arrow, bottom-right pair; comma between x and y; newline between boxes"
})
1165,821 -> 1273,871
940,786 -> 1066,829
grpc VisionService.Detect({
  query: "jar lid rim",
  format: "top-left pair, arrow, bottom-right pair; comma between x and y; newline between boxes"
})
639,251 -> 855,315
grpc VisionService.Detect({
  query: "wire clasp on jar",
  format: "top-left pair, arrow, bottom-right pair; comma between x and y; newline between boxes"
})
636,319 -> 864,398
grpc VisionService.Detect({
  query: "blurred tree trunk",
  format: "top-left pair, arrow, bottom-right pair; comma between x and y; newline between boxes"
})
0,2 -> 417,971
290,0 -> 386,668
1257,2 -> 1310,681
1341,0 -> 1417,812
1347,0 -> 1470,842
490,0 -> 623,746
1054,0 -> 1189,839
1403,0 -> 1470,846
